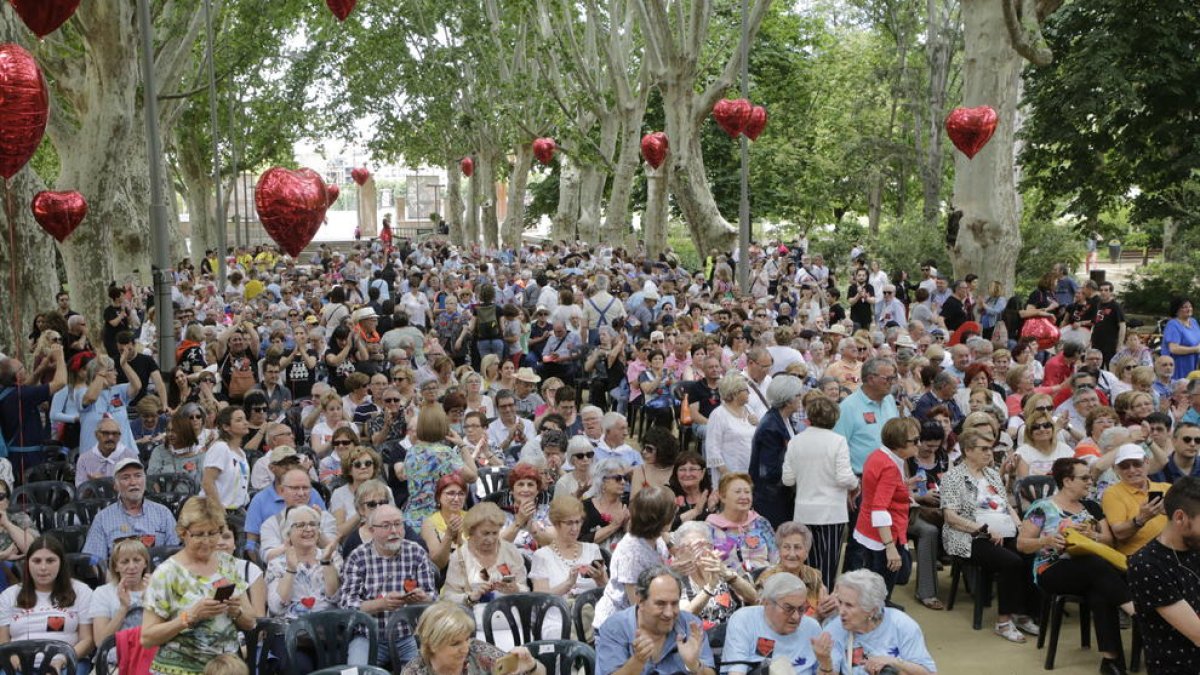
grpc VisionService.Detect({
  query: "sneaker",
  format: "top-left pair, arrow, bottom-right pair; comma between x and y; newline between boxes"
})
1014,616 -> 1041,636
994,621 -> 1027,643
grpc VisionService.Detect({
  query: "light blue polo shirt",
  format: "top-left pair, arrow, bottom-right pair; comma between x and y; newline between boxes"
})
833,389 -> 899,473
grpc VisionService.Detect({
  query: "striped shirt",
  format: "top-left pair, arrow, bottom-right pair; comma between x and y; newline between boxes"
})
335,540 -> 438,637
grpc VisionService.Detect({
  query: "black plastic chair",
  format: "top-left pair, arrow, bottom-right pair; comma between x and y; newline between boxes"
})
572,587 -> 603,644
1015,475 -> 1057,516
94,634 -> 117,675
146,472 -> 198,495
55,498 -> 112,527
284,609 -> 378,675
477,466 -> 510,496
481,592 -> 571,646
524,639 -> 596,675
149,545 -> 183,567
147,491 -> 190,514
1037,593 -> 1091,670
9,503 -> 55,531
66,552 -> 105,587
0,639 -> 78,675
53,525 -> 89,555
946,557 -> 993,630
385,603 -> 431,665
309,667 -> 391,675
243,617 -> 289,675
77,477 -> 117,501
12,480 -> 75,511
708,621 -> 729,673
25,461 -> 73,484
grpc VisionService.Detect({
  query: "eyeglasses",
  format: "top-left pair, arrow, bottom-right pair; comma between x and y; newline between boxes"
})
188,414 -> 205,420
1117,460 -> 1145,469
441,491 -> 466,499
362,500 -> 389,509
292,522 -> 320,530
251,406 -> 267,412
186,529 -> 222,540
771,600 -> 806,617
906,437 -> 920,445
604,475 -> 627,482
1031,422 -> 1054,431
98,430 -> 122,437
200,378 -> 215,385
1035,405 -> 1054,412
371,521 -> 406,531
332,440 -> 354,447
383,398 -> 401,403
351,460 -> 375,469
573,451 -> 595,459
0,493 -> 9,501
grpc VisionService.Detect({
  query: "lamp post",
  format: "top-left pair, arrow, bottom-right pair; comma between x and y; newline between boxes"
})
735,0 -> 751,294
135,0 -> 175,370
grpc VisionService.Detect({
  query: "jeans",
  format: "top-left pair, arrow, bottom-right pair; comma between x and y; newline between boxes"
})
476,339 -> 506,362
846,542 -> 912,600
349,634 -> 417,670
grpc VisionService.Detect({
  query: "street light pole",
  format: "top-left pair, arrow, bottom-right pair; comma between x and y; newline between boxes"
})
736,0 -> 752,294
136,0 -> 175,370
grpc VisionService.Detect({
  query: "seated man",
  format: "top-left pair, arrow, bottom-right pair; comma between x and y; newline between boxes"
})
82,458 -> 178,564
539,321 -> 582,383
1152,422 -> 1200,484
1103,443 -> 1171,555
259,468 -> 338,560
76,416 -> 140,487
722,573 -> 836,674
596,565 -> 716,675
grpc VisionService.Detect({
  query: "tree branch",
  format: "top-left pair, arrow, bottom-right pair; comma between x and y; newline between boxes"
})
1002,0 -> 1054,66
694,0 -> 771,127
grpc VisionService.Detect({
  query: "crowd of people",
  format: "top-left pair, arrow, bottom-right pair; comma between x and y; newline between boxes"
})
0,236 -> 1197,675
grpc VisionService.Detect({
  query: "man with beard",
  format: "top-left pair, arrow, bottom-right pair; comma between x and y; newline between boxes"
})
82,458 -> 179,563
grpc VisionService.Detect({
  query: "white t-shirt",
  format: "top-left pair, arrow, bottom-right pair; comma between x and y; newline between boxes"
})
330,484 -> 355,521
529,542 -> 603,597
1015,442 -> 1074,477
201,441 -> 250,509
0,580 -> 93,645
88,582 -> 144,631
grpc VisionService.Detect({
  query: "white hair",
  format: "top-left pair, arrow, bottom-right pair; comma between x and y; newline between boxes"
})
836,569 -> 888,620
601,411 -> 627,432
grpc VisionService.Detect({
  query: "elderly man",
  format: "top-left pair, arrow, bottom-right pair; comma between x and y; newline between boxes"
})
260,468 -> 338,558
595,566 -> 716,675
584,274 -> 625,346
597,412 -> 641,467
875,285 -> 907,327
743,347 -> 775,419
245,445 -> 325,555
940,280 -> 970,332
336,504 -> 437,669
76,416 -> 140,487
540,320 -> 582,382
1104,444 -> 1172,556
722,573 -> 833,674
512,368 -> 544,419
489,389 -> 537,459
824,338 -> 864,392
945,344 -> 972,381
82,458 -> 178,563
913,371 -> 963,426
834,357 -> 900,474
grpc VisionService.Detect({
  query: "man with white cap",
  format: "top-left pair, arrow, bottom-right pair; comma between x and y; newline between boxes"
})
82,457 -> 179,563
1103,443 -> 1172,555
513,368 -> 545,419
352,306 -> 381,343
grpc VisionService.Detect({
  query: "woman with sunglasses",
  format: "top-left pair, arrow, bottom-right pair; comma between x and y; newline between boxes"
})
554,435 -> 595,499
629,426 -> 678,498
309,391 -> 357,458
1015,410 -> 1074,479
331,446 -> 384,539
580,458 -> 631,554
148,404 -> 212,490
338,479 -> 402,559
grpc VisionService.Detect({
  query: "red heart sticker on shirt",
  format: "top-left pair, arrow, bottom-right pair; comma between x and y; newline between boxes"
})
46,616 -> 65,631
745,535 -> 760,548
863,412 -> 877,424
403,579 -> 418,592
715,592 -> 732,608
497,564 -> 512,576
300,597 -> 316,608
183,462 -> 196,471
140,535 -> 156,548
756,637 -> 775,657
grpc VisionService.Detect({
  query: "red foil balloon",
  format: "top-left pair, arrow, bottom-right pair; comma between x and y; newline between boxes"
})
945,106 -> 999,159
255,167 -> 328,257
31,190 -> 86,242
0,44 -> 49,179
460,157 -> 474,178
533,138 -> 557,165
744,106 -> 768,141
325,0 -> 357,21
712,98 -> 751,138
351,167 -> 371,186
640,132 -> 668,169
7,0 -> 81,38
325,183 -> 340,207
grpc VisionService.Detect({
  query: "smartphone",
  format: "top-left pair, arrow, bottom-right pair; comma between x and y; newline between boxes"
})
213,585 -> 235,602
1149,491 -> 1165,502
500,575 -> 516,583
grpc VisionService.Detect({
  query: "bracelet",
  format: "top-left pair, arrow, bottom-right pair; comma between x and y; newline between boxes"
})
180,611 -> 191,628
286,568 -> 297,574
320,559 -> 333,566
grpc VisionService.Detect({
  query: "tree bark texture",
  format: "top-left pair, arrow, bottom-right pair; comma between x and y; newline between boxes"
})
503,143 -> 533,248
479,152 -> 499,249
553,155 -> 581,241
464,170 -> 480,246
446,159 -> 465,246
643,161 -> 670,259
0,172 -> 60,359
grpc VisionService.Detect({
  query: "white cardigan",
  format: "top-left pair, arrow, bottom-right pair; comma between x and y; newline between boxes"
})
781,426 -> 860,525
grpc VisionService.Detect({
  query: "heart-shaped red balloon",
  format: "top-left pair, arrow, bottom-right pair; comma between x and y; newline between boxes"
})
31,190 -> 87,242
712,98 -> 751,138
351,167 -> 371,186
744,106 -> 768,141
533,138 -> 557,165
0,44 -> 49,179
945,106 -> 999,159
255,167 -> 328,257
7,0 -> 81,38
325,0 -> 357,21
641,132 -> 668,169
460,156 -> 474,178
325,183 -> 340,207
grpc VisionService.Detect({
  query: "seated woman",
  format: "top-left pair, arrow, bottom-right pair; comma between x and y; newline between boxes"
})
669,450 -> 719,529
942,429 -> 1041,643
495,462 -> 555,556
530,495 -> 607,599
420,473 -> 469,570
265,505 -> 341,673
825,569 -> 937,674
671,521 -> 757,628
90,539 -> 152,667
400,601 -> 545,675
755,521 -> 838,622
705,472 -> 778,573
630,426 -> 678,498
441,502 -> 530,649
907,420 -> 950,610
1018,457 -> 1135,674
581,457 -> 632,553
330,445 -> 385,541
1015,409 -> 1075,479
0,536 -> 94,675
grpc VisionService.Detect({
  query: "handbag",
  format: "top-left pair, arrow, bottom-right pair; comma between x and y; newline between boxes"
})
226,356 -> 256,400
1063,527 -> 1128,572
1020,316 -> 1061,351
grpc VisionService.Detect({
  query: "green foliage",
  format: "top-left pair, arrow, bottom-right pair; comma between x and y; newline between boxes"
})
667,224 -> 703,272
1122,263 -> 1199,316
1014,219 -> 1086,296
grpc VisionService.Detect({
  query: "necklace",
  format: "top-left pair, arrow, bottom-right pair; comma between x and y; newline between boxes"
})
550,542 -> 582,566
1169,544 -> 1200,584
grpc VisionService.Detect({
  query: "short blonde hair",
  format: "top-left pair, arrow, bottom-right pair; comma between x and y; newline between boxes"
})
340,445 -> 383,481
107,539 -> 151,584
177,497 -> 227,537
717,372 -> 748,400
416,601 -> 476,662
203,654 -> 248,675
463,501 -> 506,535
548,495 -> 585,525
1130,365 -> 1155,388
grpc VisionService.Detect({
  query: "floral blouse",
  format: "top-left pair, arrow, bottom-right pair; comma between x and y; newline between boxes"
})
681,576 -> 741,629
144,553 -> 249,675
265,553 -> 343,619
939,464 -> 1007,558
403,443 -> 464,530
705,511 -> 778,572
1024,498 -> 1106,582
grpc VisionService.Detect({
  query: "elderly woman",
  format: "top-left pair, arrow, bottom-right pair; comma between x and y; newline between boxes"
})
0,535 -> 94,675
750,375 -> 806,528
338,479 -> 397,559
331,445 -> 384,538
78,351 -> 143,452
400,601 -> 545,675
1018,458 -> 1134,674
441,502 -> 530,649
89,539 -> 150,672
581,457 -> 631,553
421,473 -> 470,570
554,435 -> 595,499
849,417 -> 921,599
755,521 -> 839,622
705,372 -> 760,479
404,405 -> 479,531
200,406 -> 251,511
630,426 -> 678,498
265,505 -> 341,672
782,393 -> 858,590
496,462 -> 555,554
705,472 -> 778,573
143,498 -> 256,674
592,486 -> 677,629
672,521 -> 757,627
1015,409 -> 1074,478
825,569 -> 937,675
941,430 -> 1040,642
461,371 -> 496,419
669,451 -> 719,527
531,495 -> 607,598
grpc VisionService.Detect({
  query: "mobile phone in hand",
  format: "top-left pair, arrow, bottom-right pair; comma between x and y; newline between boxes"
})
1149,491 -> 1165,502
213,585 -> 235,601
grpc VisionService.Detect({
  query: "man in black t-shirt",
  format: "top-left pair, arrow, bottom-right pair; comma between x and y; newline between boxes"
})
1129,477 -> 1200,675
1086,282 -> 1126,367
685,356 -> 723,442
115,332 -> 164,407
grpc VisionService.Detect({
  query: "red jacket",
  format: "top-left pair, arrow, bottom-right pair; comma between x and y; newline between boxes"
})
855,448 -> 910,546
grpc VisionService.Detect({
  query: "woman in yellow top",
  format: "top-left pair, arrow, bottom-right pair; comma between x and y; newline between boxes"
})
421,473 -> 471,569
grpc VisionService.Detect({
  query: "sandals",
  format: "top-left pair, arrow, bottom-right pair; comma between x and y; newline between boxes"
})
917,597 -> 945,611
995,621 -> 1027,643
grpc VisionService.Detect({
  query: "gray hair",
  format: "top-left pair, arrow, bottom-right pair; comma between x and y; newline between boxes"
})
585,457 -> 630,499
283,505 -> 320,538
600,411 -> 627,432
671,520 -> 712,547
354,478 -> 392,507
766,374 -> 805,409
1097,426 -> 1130,451
932,370 -> 958,389
761,572 -> 808,603
566,435 -> 595,457
775,521 -> 813,549
635,564 -> 683,599
860,357 -> 895,380
580,405 -> 603,419
593,274 -> 609,292
836,569 -> 888,620
837,337 -> 858,355
717,372 -> 748,401
966,337 -> 991,355
85,355 -> 116,382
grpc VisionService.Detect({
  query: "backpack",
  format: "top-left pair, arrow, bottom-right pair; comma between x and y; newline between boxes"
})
474,304 -> 501,340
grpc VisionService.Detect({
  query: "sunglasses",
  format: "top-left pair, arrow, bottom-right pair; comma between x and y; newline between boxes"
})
362,499 -> 389,509
1031,422 -> 1055,431
332,440 -> 354,447
604,475 -> 627,482
250,406 -> 267,412
1180,436 -> 1200,444
351,460 -> 375,469
573,451 -> 595,459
